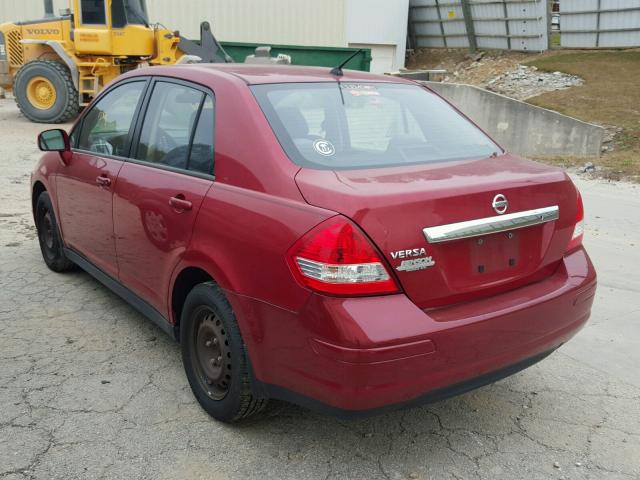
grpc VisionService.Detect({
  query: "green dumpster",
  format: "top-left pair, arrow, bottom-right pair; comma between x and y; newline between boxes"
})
219,42 -> 372,72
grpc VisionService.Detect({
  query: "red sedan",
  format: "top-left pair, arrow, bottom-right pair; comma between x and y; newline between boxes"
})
31,64 -> 596,422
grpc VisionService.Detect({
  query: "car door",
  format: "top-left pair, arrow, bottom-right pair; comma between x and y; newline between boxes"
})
57,79 -> 147,278
113,79 -> 215,314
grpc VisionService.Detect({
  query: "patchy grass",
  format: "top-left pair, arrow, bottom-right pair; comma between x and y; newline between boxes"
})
525,51 -> 640,181
533,153 -> 638,183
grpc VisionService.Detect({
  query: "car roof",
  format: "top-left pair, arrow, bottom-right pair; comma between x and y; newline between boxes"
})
167,63 -> 416,86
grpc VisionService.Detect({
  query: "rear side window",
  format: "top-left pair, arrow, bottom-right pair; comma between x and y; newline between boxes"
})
135,82 -> 205,171
251,82 -> 501,170
188,96 -> 215,175
76,81 -> 145,156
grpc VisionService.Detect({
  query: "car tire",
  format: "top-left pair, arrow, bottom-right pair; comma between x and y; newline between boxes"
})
180,282 -> 268,423
34,191 -> 76,272
14,61 -> 79,124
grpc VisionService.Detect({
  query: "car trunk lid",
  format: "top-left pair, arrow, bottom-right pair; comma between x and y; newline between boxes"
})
294,155 -> 578,309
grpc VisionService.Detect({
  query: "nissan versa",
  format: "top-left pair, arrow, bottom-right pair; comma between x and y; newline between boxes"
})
31,64 -> 597,422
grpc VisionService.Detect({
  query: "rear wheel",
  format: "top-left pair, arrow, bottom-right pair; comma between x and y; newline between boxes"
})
181,282 -> 267,423
14,61 -> 79,123
35,191 -> 75,272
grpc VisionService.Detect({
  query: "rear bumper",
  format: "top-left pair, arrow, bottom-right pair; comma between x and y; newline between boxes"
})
231,247 -> 596,415
261,346 -> 559,419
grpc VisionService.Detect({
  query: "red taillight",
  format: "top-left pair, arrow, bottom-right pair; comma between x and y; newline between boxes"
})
567,189 -> 584,252
287,216 -> 400,296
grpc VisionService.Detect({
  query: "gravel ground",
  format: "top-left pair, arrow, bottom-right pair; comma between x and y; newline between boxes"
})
485,66 -> 583,101
405,48 -> 584,100
1,98 -> 640,480
407,49 -> 534,86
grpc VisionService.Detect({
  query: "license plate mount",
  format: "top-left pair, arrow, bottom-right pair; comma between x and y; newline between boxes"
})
470,231 -> 519,275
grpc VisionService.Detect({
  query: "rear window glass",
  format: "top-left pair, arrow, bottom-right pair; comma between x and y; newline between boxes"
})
251,82 -> 501,170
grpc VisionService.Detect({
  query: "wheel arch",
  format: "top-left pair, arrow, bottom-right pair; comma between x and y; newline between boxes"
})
170,265 -> 215,336
19,40 -> 79,90
168,246 -> 239,328
169,261 -> 268,403
31,180 -> 47,220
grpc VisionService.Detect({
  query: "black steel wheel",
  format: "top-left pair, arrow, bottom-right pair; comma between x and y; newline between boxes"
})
192,307 -> 232,400
181,282 -> 267,422
34,191 -> 75,272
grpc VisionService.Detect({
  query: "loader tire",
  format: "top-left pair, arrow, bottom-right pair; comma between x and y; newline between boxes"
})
14,61 -> 79,124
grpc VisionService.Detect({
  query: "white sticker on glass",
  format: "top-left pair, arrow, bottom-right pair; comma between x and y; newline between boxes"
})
313,139 -> 335,156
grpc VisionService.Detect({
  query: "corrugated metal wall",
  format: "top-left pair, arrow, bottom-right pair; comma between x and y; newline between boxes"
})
410,1 -> 466,48
560,0 -> 640,48
0,0 -> 409,72
147,0 -> 346,47
0,0 -> 68,23
409,0 -> 549,51
0,0 -> 347,47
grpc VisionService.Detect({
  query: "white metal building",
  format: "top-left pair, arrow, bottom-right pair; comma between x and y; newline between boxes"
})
0,0 -> 409,73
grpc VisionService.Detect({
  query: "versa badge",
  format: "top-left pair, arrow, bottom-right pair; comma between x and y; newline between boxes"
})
391,248 -> 436,272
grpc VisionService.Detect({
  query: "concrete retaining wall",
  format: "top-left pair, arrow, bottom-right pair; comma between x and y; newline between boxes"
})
424,82 -> 604,158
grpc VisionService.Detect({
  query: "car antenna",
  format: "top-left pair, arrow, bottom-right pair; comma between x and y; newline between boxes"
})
330,49 -> 363,77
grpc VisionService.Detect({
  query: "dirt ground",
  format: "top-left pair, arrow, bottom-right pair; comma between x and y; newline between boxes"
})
407,48 -> 640,182
407,48 -> 535,85
527,51 -> 640,182
1,96 -> 640,479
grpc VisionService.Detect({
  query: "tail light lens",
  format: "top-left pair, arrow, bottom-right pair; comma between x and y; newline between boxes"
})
287,216 -> 400,296
567,189 -> 584,252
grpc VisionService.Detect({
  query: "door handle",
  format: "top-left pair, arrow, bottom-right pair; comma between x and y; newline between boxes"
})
96,175 -> 111,187
169,195 -> 192,212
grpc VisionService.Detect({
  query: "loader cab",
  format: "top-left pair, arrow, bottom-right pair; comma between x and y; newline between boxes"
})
72,0 -> 155,56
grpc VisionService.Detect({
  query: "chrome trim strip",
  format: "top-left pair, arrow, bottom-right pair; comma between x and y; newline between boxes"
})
423,206 -> 559,244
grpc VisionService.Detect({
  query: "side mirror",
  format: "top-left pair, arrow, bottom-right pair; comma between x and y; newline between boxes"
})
38,129 -> 72,164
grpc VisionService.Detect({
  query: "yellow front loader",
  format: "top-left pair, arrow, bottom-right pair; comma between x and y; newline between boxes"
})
0,0 -> 232,123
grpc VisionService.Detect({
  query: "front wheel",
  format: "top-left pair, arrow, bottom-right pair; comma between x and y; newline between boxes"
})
35,191 -> 75,272
181,282 -> 267,423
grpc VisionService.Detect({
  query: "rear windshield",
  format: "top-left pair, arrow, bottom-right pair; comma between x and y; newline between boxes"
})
251,82 -> 501,170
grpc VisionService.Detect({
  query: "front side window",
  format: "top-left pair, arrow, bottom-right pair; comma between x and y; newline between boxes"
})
80,0 -> 107,25
135,82 -> 208,171
251,82 -> 501,170
77,81 -> 145,156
